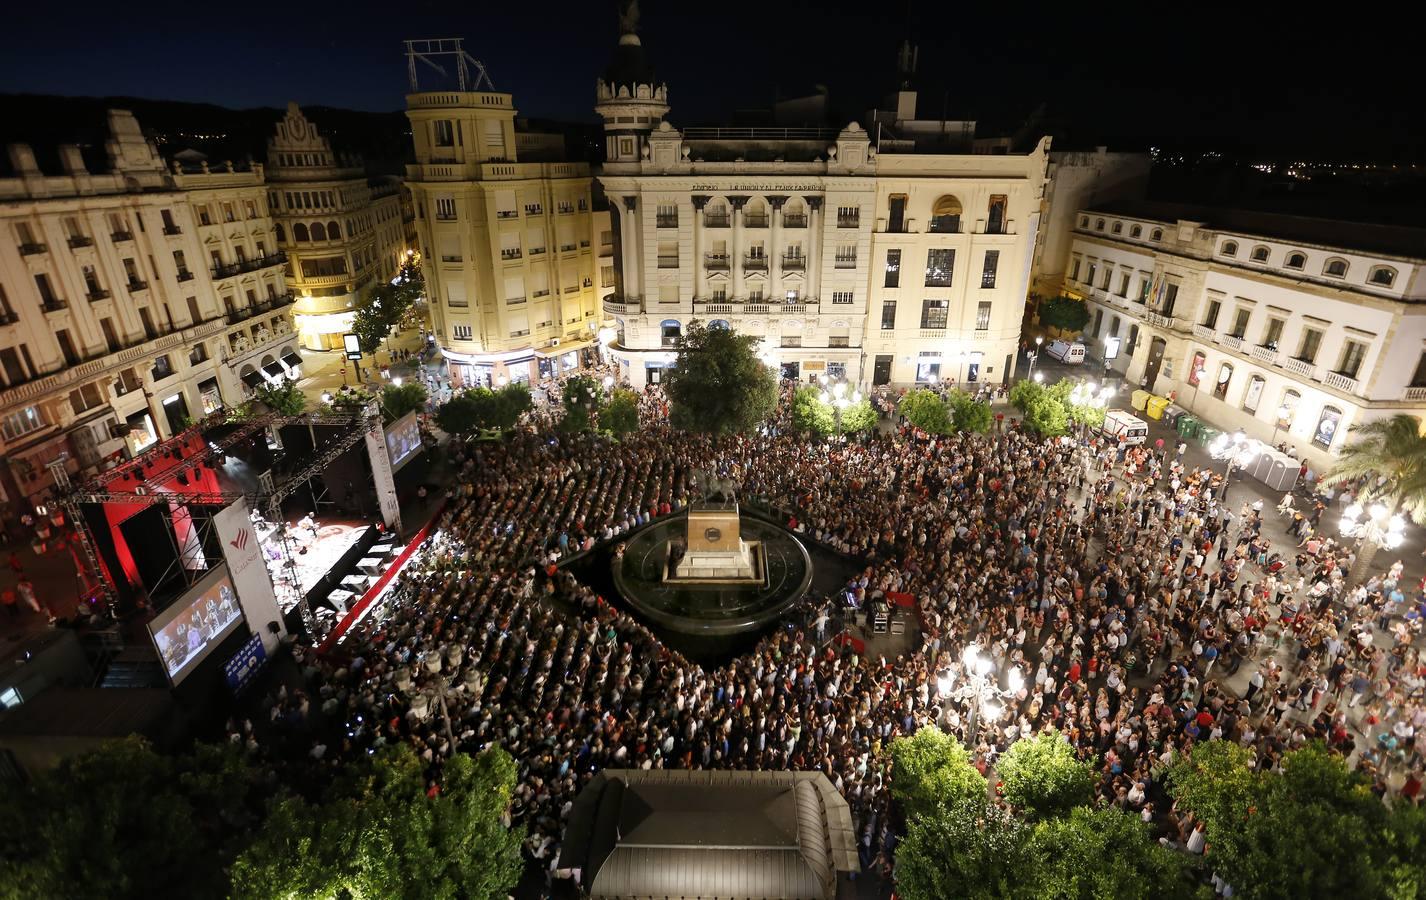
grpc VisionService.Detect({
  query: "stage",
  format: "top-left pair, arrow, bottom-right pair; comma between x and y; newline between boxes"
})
253,513 -> 372,615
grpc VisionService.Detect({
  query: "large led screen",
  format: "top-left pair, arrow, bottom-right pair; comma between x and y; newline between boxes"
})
384,411 -> 424,472
146,566 -> 245,685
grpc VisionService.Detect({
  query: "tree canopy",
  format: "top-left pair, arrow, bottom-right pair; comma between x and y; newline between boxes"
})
948,389 -> 993,434
995,731 -> 1096,821
898,388 -> 953,435
896,800 -> 1034,900
251,377 -> 307,415
662,322 -> 777,435
381,382 -> 428,423
435,384 -> 530,437
1029,807 -> 1192,900
1323,413 -> 1426,524
889,727 -> 987,821
558,374 -> 601,434
351,264 -> 424,356
1036,295 -> 1091,334
601,388 -> 641,438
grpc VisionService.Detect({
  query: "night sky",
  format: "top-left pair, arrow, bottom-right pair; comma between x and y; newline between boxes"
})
3,0 -> 1420,160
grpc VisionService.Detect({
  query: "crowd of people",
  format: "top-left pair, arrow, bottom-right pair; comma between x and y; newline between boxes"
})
249,386 -> 1424,891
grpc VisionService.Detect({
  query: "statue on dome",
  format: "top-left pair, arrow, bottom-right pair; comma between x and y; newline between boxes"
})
618,0 -> 640,35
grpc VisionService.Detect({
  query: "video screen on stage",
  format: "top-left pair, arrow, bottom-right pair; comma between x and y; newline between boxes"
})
146,566 -> 245,685
385,411 -> 424,472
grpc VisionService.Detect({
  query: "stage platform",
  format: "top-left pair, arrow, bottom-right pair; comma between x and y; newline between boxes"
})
256,516 -> 371,614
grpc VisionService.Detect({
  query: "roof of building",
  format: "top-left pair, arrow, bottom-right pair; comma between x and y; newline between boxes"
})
1084,199 -> 1426,260
559,769 -> 858,900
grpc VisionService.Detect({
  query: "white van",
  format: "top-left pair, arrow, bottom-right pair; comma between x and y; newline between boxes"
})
1045,340 -> 1086,364
1100,409 -> 1148,445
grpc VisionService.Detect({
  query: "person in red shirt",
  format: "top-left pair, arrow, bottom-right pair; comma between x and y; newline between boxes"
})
1402,770 -> 1422,805
1067,660 -> 1082,683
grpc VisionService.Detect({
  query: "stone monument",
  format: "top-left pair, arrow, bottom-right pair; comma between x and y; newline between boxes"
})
667,472 -> 763,583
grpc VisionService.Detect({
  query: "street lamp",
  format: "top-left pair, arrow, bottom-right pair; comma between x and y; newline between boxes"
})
1026,336 -> 1044,381
819,380 -> 862,436
1339,501 -> 1407,583
1209,429 -> 1262,497
936,645 -> 1023,743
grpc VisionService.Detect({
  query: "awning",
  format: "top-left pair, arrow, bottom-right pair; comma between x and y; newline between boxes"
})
261,362 -> 285,381
535,339 -> 592,358
280,350 -> 302,369
241,370 -> 264,388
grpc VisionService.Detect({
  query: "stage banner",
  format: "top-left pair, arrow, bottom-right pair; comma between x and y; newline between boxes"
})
224,632 -> 268,694
214,499 -> 287,653
365,418 -> 402,533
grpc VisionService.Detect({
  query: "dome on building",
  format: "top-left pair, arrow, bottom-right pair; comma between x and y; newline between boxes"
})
602,33 -> 657,89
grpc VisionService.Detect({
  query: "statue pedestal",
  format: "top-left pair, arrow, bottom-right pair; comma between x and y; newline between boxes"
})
666,503 -> 764,584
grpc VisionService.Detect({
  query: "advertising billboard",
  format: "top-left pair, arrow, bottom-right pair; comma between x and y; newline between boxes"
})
213,498 -> 286,654
146,565 -> 245,685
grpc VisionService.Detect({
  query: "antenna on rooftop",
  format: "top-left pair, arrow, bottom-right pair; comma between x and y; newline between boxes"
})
404,38 -> 494,93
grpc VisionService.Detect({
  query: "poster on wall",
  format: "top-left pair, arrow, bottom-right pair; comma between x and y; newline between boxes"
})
1187,352 -> 1206,386
1314,407 -> 1342,449
1243,377 -> 1265,413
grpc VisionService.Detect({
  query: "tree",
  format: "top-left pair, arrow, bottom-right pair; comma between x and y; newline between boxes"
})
889,727 -> 988,821
791,385 -> 836,436
252,377 -> 307,415
350,266 -> 423,357
839,398 -> 878,434
948,389 -> 993,434
601,388 -> 641,438
1322,414 -> 1426,579
381,382 -> 428,423
896,800 -> 1037,900
1009,378 -> 1044,412
898,388 -> 953,435
1037,295 -> 1090,335
559,374 -> 601,434
662,322 -> 777,434
1023,394 -> 1069,437
492,382 -> 531,429
996,732 -> 1096,821
1030,807 -> 1193,900
230,745 -> 523,900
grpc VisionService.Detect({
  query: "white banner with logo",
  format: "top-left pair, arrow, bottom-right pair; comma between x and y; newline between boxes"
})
365,418 -> 402,533
214,498 -> 287,653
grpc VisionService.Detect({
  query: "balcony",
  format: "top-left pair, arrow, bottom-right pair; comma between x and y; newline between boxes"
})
834,256 -> 857,269
86,289 -> 111,302
603,296 -> 635,316
558,206 -> 575,215
0,310 -> 18,325
782,213 -> 807,228
782,256 -> 805,271
928,216 -> 960,234
560,244 -> 577,253
1283,357 -> 1316,378
67,235 -> 94,249
705,253 -> 730,270
111,230 -> 133,242
501,249 -> 523,261
529,246 -> 546,256
1404,387 -> 1426,401
439,255 -> 462,263
775,303 -> 807,315
1193,323 -> 1217,342
1251,344 -> 1279,364
705,214 -> 730,228
744,255 -> 767,271
496,210 -> 519,219
176,269 -> 194,282
525,206 -> 544,217
657,255 -> 680,268
1147,311 -> 1175,330
19,243 -> 47,256
837,216 -> 860,229
744,303 -> 771,315
1221,334 -> 1244,350
697,302 -> 734,316
212,252 -> 288,279
919,328 -> 948,339
1324,371 -> 1360,393
42,299 -> 68,313
532,289 -> 550,298
506,296 -> 527,305
829,337 -> 850,348
162,225 -> 182,236
656,215 -> 679,228
744,214 -> 768,228
580,240 -> 591,248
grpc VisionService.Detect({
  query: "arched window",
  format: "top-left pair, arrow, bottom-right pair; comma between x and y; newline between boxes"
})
310,222 -> 327,242
292,223 -> 308,242
708,319 -> 730,330
1242,375 -> 1265,413
274,223 -> 286,243
660,319 -> 681,347
1370,266 -> 1397,287
1323,258 -> 1348,278
1150,228 -> 1163,241
1314,405 -> 1342,449
1285,252 -> 1306,269
1213,362 -> 1233,399
1129,225 -> 1142,239
1095,218 -> 1106,231
1079,215 -> 1089,227
1250,245 -> 1270,263
327,221 -> 341,239
931,196 -> 963,233
1111,221 -> 1123,234
1278,389 -> 1300,428
1221,241 -> 1238,257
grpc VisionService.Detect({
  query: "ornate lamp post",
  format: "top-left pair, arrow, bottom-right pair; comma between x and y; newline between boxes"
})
1339,501 -> 1407,584
1026,336 -> 1044,382
819,380 -> 862,436
1209,429 -> 1263,495
935,645 -> 1023,743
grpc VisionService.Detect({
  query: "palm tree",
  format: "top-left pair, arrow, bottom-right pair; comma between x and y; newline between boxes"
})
1321,414 -> 1426,580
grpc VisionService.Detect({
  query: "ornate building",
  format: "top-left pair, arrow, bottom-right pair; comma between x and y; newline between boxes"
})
0,110 -> 298,509
265,104 -> 414,351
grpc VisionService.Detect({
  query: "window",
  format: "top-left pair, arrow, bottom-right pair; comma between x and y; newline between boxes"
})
292,223 -> 309,242
920,299 -> 949,329
1338,339 -> 1366,379
1112,221 -> 1123,234
1,406 -> 45,440
452,324 -> 473,340
657,241 -> 679,268
881,302 -> 897,330
1229,308 -> 1251,338
656,204 -> 678,228
1100,267 -> 1113,291
1086,261 -> 1098,286
601,265 -> 615,287
1279,390 -> 1300,428
836,206 -> 860,228
1150,228 -> 1163,241
986,195 -> 1007,234
1250,246 -> 1270,263
1070,258 -> 1081,281
832,291 -> 853,305
930,196 -> 962,233
834,246 -> 857,268
434,197 -> 456,220
926,249 -> 954,287
976,301 -> 992,330
1129,225 -> 1142,239
1369,266 -> 1397,287
1109,316 -> 1120,338
1202,299 -> 1222,330
1297,327 -> 1322,363
1095,218 -> 1105,231
1262,317 -> 1284,349
1323,258 -> 1348,278
1221,241 -> 1238,257
660,320 -> 681,347
1242,375 -> 1265,414
1285,252 -> 1306,270
1117,273 -> 1130,297
34,273 -> 60,307
433,119 -> 455,147
1079,216 -> 1089,227
1213,363 -> 1233,399
981,250 -> 999,288
915,352 -> 941,383
1409,352 -> 1426,388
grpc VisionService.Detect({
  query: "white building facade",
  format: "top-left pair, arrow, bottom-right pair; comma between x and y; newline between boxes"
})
1066,203 -> 1426,471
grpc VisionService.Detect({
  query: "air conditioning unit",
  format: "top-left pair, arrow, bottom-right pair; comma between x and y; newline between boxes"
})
549,338 -> 560,348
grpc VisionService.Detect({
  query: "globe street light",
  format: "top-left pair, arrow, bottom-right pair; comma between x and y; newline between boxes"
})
936,645 -> 1023,743
1339,501 -> 1407,583
819,379 -> 862,436
1026,336 -> 1044,382
1209,430 -> 1262,498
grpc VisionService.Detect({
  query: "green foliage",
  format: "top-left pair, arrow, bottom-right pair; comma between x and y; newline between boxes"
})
663,322 -> 778,434
559,374 -> 601,434
230,745 -> 523,900
898,388 -> 953,435
381,382 -> 428,423
1323,413 -> 1426,524
997,732 -> 1096,821
252,377 -> 307,415
329,384 -> 376,415
1166,741 -> 1420,900
351,266 -> 423,356
1024,394 -> 1069,437
896,800 -> 1036,900
0,737 -> 256,900
1009,378 -> 1044,412
435,384 -> 530,437
839,398 -> 878,434
948,389 -> 993,434
1030,807 -> 1194,900
601,388 -> 641,438
1037,295 -> 1091,334
889,727 -> 988,821
791,385 -> 836,436
493,382 -> 531,428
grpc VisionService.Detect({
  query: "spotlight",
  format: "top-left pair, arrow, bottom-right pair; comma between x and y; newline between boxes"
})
176,471 -> 189,486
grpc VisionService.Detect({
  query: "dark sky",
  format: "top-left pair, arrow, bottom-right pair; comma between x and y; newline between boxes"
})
3,0 -> 1420,159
